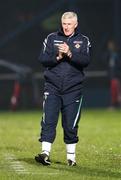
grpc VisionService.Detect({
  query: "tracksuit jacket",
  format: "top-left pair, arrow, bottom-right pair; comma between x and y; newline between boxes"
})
39,28 -> 91,94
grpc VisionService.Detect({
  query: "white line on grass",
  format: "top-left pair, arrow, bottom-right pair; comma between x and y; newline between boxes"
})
4,153 -> 61,175
4,153 -> 27,174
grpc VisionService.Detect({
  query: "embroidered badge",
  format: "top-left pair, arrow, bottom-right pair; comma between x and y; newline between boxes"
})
73,40 -> 82,49
75,43 -> 81,49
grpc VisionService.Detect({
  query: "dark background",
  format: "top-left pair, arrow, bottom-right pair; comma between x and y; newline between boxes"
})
0,0 -> 121,109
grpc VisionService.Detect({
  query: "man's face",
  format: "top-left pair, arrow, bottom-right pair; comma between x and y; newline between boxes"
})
61,18 -> 78,36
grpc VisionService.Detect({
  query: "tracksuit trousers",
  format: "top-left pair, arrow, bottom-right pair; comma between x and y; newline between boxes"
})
39,89 -> 83,144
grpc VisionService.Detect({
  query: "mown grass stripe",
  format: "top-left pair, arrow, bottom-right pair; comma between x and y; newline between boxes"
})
4,153 -> 61,175
4,153 -> 28,174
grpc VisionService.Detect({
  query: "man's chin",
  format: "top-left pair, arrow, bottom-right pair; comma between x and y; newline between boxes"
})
64,32 -> 72,36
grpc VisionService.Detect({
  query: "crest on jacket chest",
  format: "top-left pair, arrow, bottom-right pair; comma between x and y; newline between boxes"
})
73,40 -> 83,49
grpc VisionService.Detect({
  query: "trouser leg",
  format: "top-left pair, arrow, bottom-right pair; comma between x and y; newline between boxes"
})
61,94 -> 83,162
61,95 -> 83,144
39,93 -> 61,143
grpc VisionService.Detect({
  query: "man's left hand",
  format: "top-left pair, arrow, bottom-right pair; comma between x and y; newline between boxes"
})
58,42 -> 69,54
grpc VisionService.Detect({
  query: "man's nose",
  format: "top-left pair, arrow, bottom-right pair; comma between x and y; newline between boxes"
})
65,25 -> 68,29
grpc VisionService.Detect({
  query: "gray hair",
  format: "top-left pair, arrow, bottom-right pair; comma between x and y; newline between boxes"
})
61,12 -> 78,22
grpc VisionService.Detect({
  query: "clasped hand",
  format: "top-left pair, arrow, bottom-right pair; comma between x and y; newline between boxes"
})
56,42 -> 72,60
58,42 -> 69,54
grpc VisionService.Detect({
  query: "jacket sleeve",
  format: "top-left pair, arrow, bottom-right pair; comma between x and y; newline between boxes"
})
38,35 -> 58,67
70,38 -> 91,68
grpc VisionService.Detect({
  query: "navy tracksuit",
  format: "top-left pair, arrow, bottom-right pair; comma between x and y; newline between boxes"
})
38,27 -> 91,144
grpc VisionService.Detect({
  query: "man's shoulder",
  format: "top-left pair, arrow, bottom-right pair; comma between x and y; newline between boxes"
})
46,32 -> 58,39
80,33 -> 90,41
78,33 -> 91,47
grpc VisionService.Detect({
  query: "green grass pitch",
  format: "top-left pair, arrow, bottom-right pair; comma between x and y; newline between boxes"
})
0,109 -> 121,180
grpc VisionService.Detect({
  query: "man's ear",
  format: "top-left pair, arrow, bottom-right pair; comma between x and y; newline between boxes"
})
75,22 -> 78,28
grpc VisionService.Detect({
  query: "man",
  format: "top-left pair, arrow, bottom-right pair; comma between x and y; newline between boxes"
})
35,12 -> 91,166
